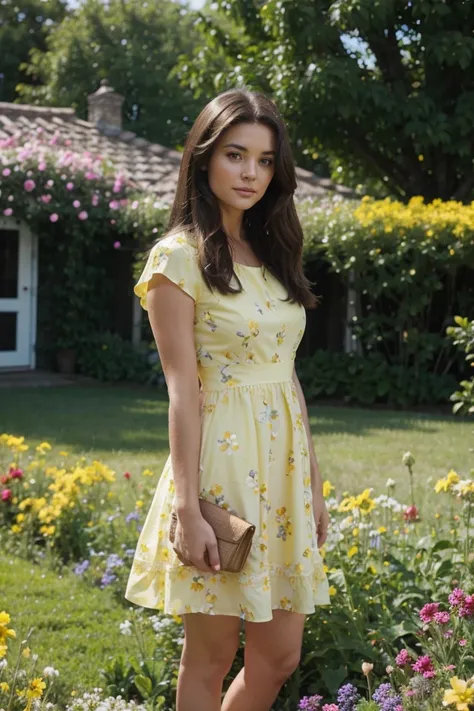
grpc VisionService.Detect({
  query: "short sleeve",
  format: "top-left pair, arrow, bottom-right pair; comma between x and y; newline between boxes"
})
134,234 -> 201,310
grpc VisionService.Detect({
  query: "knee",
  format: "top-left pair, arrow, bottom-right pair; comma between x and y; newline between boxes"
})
181,638 -> 237,683
253,648 -> 301,687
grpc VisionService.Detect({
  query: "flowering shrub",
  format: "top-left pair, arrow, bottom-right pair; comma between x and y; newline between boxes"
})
446,316 -> 474,416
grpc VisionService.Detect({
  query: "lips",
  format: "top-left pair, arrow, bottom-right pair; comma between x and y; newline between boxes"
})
233,188 -> 256,194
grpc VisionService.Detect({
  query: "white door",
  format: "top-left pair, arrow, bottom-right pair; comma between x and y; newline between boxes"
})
0,219 -> 36,368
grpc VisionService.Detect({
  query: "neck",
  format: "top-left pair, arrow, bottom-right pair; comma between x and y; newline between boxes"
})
220,203 -> 245,242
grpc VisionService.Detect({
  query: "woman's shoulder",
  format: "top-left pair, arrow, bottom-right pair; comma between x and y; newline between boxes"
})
154,230 -> 198,258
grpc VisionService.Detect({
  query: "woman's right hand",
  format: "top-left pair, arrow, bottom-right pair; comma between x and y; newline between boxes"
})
173,510 -> 221,573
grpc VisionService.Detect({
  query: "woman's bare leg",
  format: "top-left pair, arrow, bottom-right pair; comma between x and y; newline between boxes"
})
221,610 -> 306,711
176,613 -> 241,711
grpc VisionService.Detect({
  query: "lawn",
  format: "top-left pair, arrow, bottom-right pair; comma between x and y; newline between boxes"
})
0,383 -> 472,514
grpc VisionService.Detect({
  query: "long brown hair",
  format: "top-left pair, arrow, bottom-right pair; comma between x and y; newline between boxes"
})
167,88 -> 316,308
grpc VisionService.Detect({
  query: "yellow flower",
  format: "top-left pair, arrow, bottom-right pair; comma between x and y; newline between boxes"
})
142,468 -> 154,477
0,612 -> 16,646
22,647 -> 31,658
353,528 -> 359,538
323,480 -> 334,498
36,442 -> 52,455
0,681 -> 10,692
348,546 -> 358,558
435,469 -> 460,493
443,676 -> 474,710
328,586 -> 337,596
378,526 -> 387,534
26,678 -> 46,699
136,500 -> 144,508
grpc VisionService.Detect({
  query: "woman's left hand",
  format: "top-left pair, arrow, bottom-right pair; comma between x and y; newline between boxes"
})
312,493 -> 329,548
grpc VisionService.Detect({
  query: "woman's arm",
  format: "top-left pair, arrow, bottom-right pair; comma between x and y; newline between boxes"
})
147,273 -> 220,571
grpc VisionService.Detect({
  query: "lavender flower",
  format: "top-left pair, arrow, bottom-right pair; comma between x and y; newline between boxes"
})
373,683 -> 402,711
337,683 -> 360,711
74,560 -> 90,575
298,695 -> 322,710
106,554 -> 124,569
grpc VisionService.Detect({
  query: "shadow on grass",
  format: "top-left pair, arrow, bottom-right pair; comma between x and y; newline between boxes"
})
0,384 -> 170,454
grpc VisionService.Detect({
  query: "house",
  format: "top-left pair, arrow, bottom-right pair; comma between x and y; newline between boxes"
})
0,81 -> 353,371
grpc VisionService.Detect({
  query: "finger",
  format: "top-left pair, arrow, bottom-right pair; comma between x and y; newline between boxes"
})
206,540 -> 221,572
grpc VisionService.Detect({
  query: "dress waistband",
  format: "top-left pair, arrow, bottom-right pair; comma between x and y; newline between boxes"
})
198,361 -> 294,392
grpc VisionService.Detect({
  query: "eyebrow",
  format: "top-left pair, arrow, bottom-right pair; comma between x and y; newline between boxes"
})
223,142 -> 276,155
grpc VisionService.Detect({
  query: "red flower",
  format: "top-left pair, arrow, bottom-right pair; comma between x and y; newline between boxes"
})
9,467 -> 23,479
1,489 -> 12,502
0,474 -> 10,485
403,505 -> 419,521
124,472 -> 132,480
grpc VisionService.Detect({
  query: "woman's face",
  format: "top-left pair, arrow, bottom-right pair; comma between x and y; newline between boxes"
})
206,121 -> 276,214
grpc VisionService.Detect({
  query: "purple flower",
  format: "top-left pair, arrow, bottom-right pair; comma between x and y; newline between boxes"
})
373,683 -> 402,711
106,554 -> 124,569
126,511 -> 140,523
113,241 -> 121,249
74,560 -> 90,575
3,208 -> 13,216
100,572 -> 117,588
336,684 -> 360,711
24,179 -> 36,192
78,211 -> 88,221
298,696 -> 322,710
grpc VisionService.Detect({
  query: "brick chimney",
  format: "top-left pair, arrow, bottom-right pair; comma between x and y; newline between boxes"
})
87,79 -> 124,136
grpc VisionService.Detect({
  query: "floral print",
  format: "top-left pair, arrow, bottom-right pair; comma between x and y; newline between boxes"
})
125,233 -> 330,622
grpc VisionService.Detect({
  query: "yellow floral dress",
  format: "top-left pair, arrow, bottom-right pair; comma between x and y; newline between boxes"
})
125,233 -> 330,622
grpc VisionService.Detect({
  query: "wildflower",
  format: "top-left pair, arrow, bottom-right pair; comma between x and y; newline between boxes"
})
1,489 -> 12,502
50,213 -> 59,223
395,649 -> 412,667
402,452 -> 415,467
386,478 -> 396,488
114,241 -> 121,249
336,683 -> 360,711
434,611 -> 450,625
459,595 -> 474,619
449,588 -> 465,607
298,695 -> 323,710
419,602 -> 440,623
323,480 -> 334,498
404,504 -> 419,521
412,655 -> 435,678
0,681 -> 9,692
23,179 -> 35,192
459,639 -> 467,647
73,560 -> 89,576
119,620 -> 132,636
43,666 -> 59,677
124,472 -> 131,479
362,662 -> 374,676
435,470 -> 460,493
78,211 -> 88,221
3,208 -> 13,216
443,676 -> 474,710
373,683 -> 402,710
126,511 -> 139,523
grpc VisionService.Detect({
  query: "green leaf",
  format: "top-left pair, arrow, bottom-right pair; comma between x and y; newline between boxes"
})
134,674 -> 153,698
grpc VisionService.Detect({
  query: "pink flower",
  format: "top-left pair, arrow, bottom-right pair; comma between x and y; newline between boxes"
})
444,665 -> 456,671
152,227 -> 158,233
1,489 -> 12,502
9,467 -> 23,479
113,176 -> 124,193
113,241 -> 121,249
323,706 -> 339,711
66,182 -> 74,191
132,200 -> 139,209
403,504 -> 419,521
38,161 -> 46,171
419,603 -> 440,623
433,611 -> 450,625
412,655 -> 435,678
85,171 -> 98,180
395,649 -> 412,667
50,213 -> 59,223
444,629 -> 454,638
73,200 -> 81,208
2,168 -> 11,176
459,639 -> 467,646
449,588 -> 465,607
40,194 -> 52,204
91,194 -> 99,206
109,200 -> 120,210
110,219 -> 116,225
78,211 -> 88,221
24,179 -> 36,192
459,595 -> 474,618
3,208 -> 13,216
47,179 -> 54,187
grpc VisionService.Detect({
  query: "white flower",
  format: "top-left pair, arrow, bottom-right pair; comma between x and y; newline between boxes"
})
43,666 -> 59,677
0,659 -> 7,670
386,478 -> 396,488
402,451 -> 415,467
119,620 -> 132,636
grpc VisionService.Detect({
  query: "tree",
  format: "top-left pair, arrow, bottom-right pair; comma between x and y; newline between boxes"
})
176,0 -> 474,201
17,0 -> 208,148
0,0 -> 67,103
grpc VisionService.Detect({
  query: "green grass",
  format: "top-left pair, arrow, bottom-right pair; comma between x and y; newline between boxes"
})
0,383 -> 472,513
0,555 -> 151,703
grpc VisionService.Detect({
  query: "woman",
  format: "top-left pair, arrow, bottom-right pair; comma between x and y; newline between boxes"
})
125,88 -> 330,711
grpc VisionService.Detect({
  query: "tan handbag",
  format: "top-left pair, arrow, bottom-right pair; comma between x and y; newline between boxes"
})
169,499 -> 256,573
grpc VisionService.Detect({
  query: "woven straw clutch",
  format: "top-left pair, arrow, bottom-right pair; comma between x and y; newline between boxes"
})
169,499 -> 256,573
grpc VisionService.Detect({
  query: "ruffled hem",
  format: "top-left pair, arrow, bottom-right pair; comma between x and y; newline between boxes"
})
124,558 -> 331,623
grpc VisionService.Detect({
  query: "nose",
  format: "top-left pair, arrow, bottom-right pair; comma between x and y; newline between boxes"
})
242,160 -> 257,181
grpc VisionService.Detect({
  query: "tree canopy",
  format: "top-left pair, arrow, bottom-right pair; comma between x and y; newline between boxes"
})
177,0 -> 474,201
17,0 -> 206,148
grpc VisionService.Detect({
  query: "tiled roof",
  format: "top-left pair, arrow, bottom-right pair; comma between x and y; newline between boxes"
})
0,101 -> 354,203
